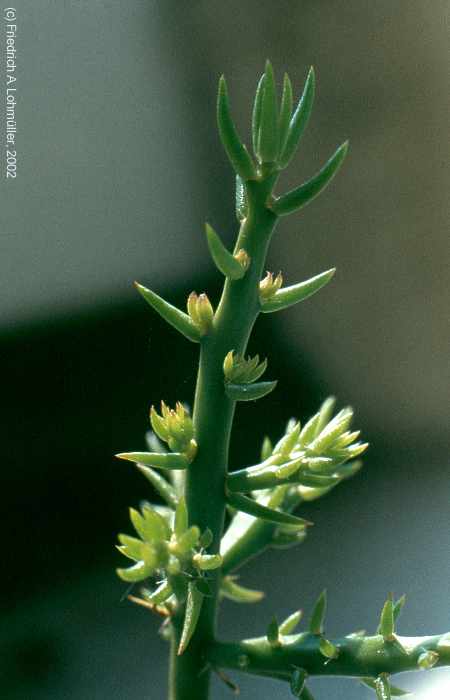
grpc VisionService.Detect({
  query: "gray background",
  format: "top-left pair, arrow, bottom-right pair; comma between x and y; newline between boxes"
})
1,2 -> 449,699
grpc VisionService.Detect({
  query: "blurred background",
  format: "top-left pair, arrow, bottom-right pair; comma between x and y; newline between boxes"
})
1,1 -> 449,698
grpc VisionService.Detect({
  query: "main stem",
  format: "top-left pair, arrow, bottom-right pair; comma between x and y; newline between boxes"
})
168,175 -> 278,700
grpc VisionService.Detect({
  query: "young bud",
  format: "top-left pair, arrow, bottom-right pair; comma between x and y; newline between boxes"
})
149,402 -> 196,458
187,292 -> 214,335
361,678 -> 408,697
223,350 -> 268,384
417,650 -> 439,670
259,271 -> 283,301
234,248 -> 250,269
192,553 -> 223,570
319,637 -> 339,659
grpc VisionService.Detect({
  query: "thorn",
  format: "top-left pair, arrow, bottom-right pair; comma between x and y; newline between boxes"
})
212,667 -> 240,695
120,583 -> 135,602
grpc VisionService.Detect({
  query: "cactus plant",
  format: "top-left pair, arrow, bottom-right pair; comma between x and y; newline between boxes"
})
115,61 -> 450,700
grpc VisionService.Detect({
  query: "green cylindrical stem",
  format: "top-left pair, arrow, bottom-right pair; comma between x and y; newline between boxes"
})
168,175 -> 278,700
207,633 -> 450,681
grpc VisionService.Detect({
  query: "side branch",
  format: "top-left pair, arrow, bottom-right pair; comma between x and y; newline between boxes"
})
207,633 -> 450,681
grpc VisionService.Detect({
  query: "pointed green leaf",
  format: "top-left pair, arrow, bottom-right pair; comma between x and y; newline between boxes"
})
195,578 -> 212,596
145,430 -> 167,454
273,422 -> 301,456
258,61 -> 279,163
309,590 -> 327,635
298,412 -> 321,447
275,458 -> 303,480
393,595 -> 406,622
267,616 -> 281,647
309,408 -> 353,453
374,675 -> 392,700
290,667 -> 307,697
174,496 -> 188,537
300,687 -> 315,700
129,508 -> 151,541
226,459 -> 296,492
252,73 -> 266,155
297,473 -> 340,488
220,576 -> 264,604
378,598 -> 395,640
235,175 -> 248,222
116,557 -> 157,583
141,579 -> 173,605
149,407 -> 169,442
280,610 -> 303,635
134,282 -> 200,342
117,534 -> 146,561
217,75 -> 256,180
271,529 -> 307,550
226,492 -> 312,528
136,464 -> 178,507
279,66 -> 315,169
117,451 -> 189,471
261,269 -> 336,313
141,504 -> 171,541
272,141 -> 349,216
278,73 -> 293,158
225,380 -> 277,402
178,582 -> 204,655
205,223 -> 246,280
199,528 -> 213,549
